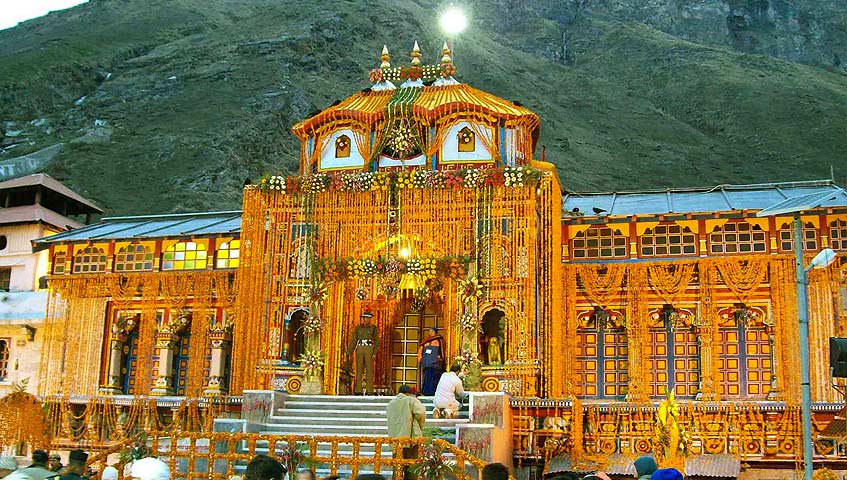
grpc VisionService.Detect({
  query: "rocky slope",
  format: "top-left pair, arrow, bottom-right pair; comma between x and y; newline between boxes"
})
0,0 -> 845,215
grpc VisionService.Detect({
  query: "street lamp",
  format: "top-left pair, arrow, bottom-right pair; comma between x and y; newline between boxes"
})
757,189 -> 845,480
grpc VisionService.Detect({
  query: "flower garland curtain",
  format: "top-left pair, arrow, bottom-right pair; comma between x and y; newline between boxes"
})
713,256 -> 769,302
575,264 -> 626,307
467,121 -> 502,166
625,265 -> 651,402
696,262 -> 722,401
809,265 -> 838,402
647,262 -> 696,306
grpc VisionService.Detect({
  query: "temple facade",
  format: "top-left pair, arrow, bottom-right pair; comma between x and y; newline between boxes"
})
29,43 -> 847,476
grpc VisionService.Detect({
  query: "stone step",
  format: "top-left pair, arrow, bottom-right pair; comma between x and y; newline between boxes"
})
267,414 -> 467,426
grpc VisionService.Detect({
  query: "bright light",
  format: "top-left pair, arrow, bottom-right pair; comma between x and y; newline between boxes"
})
399,247 -> 411,259
439,5 -> 467,36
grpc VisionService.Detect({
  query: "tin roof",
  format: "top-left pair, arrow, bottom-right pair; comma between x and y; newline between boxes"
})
31,211 -> 241,251
563,179 -> 847,219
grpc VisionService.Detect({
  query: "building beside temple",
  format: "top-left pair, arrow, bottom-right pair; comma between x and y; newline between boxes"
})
0,174 -> 101,395
28,43 -> 847,477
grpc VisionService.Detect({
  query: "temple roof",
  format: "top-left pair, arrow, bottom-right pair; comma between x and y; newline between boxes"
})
562,179 -> 847,218
31,211 -> 241,251
292,83 -> 540,141
0,173 -> 103,214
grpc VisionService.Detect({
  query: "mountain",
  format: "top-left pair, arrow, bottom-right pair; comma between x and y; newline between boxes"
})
1,0 -> 846,216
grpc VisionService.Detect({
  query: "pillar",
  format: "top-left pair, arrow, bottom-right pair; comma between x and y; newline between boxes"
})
151,331 -> 179,396
205,331 -> 232,395
100,333 -> 127,395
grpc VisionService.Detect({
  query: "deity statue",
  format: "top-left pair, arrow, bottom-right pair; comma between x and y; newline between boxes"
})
487,336 -> 501,365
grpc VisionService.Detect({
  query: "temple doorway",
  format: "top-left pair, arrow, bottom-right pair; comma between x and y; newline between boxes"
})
391,310 -> 438,393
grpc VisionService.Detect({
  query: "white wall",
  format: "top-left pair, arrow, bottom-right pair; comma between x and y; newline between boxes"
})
0,224 -> 50,292
440,121 -> 494,163
319,129 -> 366,170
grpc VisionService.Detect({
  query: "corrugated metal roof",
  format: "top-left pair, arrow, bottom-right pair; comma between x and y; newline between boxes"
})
563,179 -> 847,218
684,454 -> 741,478
0,173 -> 103,213
31,211 -> 241,250
546,453 -> 739,478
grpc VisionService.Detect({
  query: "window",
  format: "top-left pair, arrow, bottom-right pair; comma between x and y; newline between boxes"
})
647,308 -> 699,398
73,245 -> 108,273
571,226 -> 628,259
0,339 -> 8,380
457,126 -> 475,152
335,134 -> 351,158
831,220 -> 847,251
716,306 -> 771,398
52,250 -> 67,274
708,221 -> 767,254
216,240 -> 240,269
575,310 -> 628,399
640,224 -> 697,257
778,222 -> 818,252
115,243 -> 154,272
162,241 -> 208,271
0,268 -> 10,292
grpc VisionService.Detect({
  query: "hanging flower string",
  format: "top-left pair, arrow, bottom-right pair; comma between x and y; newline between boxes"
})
459,276 -> 485,304
458,311 -> 480,332
256,166 -> 543,194
314,255 -> 471,282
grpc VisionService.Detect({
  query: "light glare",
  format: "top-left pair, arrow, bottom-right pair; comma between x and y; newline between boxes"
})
439,5 -> 467,35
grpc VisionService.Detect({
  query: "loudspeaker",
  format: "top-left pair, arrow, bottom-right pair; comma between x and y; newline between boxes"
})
830,337 -> 847,378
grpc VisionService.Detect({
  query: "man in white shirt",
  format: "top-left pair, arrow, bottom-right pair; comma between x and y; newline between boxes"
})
433,364 -> 466,418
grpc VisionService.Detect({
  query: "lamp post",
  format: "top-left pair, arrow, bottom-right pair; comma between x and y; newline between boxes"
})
757,190 -> 843,480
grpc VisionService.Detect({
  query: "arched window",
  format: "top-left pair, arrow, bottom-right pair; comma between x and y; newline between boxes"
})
73,245 -> 108,273
285,309 -> 309,364
162,241 -> 208,271
778,222 -> 818,252
830,220 -> 847,250
575,308 -> 627,399
52,250 -> 67,274
0,339 -> 8,380
216,240 -> 240,269
708,221 -> 767,254
457,126 -> 475,152
115,243 -> 154,272
335,134 -> 351,158
571,226 -> 628,259
640,224 -> 697,257
480,309 -> 506,365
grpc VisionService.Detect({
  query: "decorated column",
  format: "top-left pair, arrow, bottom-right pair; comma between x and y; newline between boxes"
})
205,328 -> 232,395
100,315 -> 137,395
151,331 -> 180,396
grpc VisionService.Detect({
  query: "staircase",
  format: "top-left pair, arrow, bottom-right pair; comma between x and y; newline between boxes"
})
253,394 -> 470,476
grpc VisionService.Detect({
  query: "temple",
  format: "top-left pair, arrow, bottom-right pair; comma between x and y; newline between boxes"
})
26,43 -> 847,478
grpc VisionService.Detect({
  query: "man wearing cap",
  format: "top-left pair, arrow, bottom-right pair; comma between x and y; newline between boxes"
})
59,450 -> 87,480
20,450 -> 54,480
347,311 -> 379,395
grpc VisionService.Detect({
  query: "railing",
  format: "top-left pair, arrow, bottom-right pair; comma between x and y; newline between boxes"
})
87,432 -> 497,480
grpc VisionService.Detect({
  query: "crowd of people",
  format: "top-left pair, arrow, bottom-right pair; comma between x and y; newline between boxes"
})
0,451 -> 169,480
580,456 -> 684,480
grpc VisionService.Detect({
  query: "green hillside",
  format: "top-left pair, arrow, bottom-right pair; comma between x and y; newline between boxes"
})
0,0 -> 845,215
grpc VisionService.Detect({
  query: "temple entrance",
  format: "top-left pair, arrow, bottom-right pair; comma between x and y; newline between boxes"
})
391,310 -> 438,393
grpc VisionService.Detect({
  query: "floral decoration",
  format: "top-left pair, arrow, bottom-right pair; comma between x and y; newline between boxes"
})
458,311 -> 479,332
307,282 -> 328,304
256,167 -> 544,194
300,313 -> 324,335
314,255 -> 470,282
459,276 -> 485,303
440,62 -> 457,78
411,442 -> 455,480
299,350 -> 325,379
355,287 -> 369,301
278,442 -> 316,480
454,348 -> 482,369
400,65 -> 423,81
369,68 -> 384,83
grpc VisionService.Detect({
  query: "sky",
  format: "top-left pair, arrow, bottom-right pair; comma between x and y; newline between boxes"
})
0,0 -> 88,30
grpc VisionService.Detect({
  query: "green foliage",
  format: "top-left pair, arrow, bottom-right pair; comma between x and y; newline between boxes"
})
0,0 -> 845,217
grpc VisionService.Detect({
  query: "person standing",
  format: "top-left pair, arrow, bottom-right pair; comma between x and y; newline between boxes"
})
417,327 -> 444,396
633,457 -> 657,480
347,311 -> 379,395
386,385 -> 426,479
433,364 -> 466,419
47,456 -> 62,474
58,451 -> 87,480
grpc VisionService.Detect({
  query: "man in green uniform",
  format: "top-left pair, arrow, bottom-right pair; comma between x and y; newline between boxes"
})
347,311 -> 379,394
59,450 -> 87,480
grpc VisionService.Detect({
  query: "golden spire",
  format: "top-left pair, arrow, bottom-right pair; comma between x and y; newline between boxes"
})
380,45 -> 391,69
440,41 -> 453,65
410,41 -> 421,66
